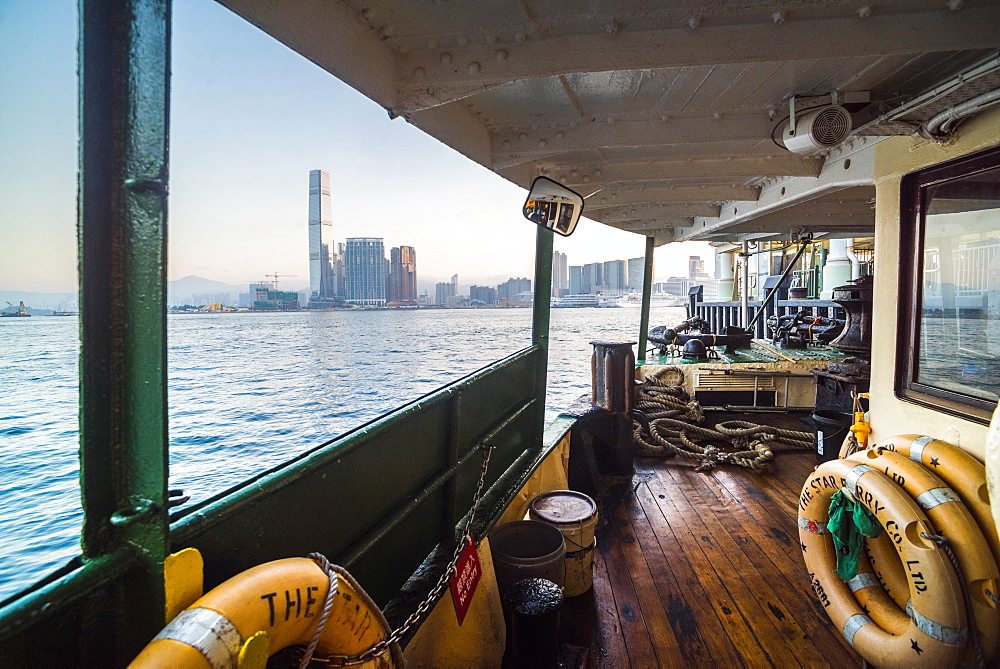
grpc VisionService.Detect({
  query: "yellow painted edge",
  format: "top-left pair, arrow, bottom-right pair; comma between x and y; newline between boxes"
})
164,547 -> 204,622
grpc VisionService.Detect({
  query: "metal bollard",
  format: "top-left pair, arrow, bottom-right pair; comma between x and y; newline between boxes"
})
590,341 -> 636,475
504,577 -> 563,669
590,341 -> 636,413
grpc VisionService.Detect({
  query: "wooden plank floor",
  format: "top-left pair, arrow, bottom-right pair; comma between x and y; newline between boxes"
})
567,445 -> 861,668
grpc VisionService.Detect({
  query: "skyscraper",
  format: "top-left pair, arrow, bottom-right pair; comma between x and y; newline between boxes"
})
389,246 -> 418,303
569,266 -> 583,295
627,257 -> 646,292
308,170 -> 338,303
582,262 -> 603,293
345,238 -> 387,307
603,259 -> 626,292
551,251 -> 568,297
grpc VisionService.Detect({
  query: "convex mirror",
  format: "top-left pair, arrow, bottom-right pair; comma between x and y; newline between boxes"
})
522,177 -> 584,236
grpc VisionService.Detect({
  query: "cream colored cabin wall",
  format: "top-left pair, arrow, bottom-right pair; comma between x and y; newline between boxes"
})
870,108 -> 1000,462
402,432 -> 571,668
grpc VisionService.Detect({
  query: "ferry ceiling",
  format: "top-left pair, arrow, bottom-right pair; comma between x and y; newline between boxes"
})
220,0 -> 1000,245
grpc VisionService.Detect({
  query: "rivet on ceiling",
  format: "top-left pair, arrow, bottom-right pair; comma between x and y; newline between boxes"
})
519,133 -> 528,141
687,17 -> 701,29
601,197 -> 608,204
583,176 -> 591,183
948,0 -> 964,9
514,32 -> 526,43
570,169 -> 579,177
458,36 -> 470,46
594,169 -> 602,177
383,25 -> 394,37
502,140 -> 511,148
440,53 -> 453,64
414,67 -> 426,79
771,11 -> 785,24
468,62 -> 481,74
485,35 -> 498,45
857,5 -> 872,18
555,131 -> 565,140
539,139 -> 548,148
712,112 -> 721,120
496,49 -> 508,62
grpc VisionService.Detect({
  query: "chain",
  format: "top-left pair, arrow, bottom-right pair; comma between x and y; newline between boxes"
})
303,443 -> 495,666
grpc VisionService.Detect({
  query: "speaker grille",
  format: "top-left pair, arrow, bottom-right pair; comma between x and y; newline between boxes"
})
812,106 -> 852,146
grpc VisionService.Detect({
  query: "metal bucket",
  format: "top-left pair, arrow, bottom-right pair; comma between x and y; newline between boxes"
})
528,491 -> 598,596
490,521 -> 566,600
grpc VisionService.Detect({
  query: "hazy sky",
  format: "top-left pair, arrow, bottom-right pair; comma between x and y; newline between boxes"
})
0,0 -> 712,294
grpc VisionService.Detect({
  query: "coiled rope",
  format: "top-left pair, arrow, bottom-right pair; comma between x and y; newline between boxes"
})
633,367 -> 814,472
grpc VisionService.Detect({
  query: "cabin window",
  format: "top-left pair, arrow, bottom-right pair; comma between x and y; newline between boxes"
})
897,146 -> 1000,424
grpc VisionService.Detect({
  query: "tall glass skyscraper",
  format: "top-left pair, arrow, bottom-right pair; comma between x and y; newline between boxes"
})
345,238 -> 387,307
308,170 -> 338,302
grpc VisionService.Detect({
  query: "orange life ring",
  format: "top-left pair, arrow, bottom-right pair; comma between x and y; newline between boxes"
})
876,434 -> 1000,566
799,459 -> 967,667
849,447 -> 1000,661
131,558 -> 397,668
864,530 -> 911,610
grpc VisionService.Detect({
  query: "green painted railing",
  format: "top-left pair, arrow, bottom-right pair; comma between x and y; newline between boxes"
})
0,345 -> 555,664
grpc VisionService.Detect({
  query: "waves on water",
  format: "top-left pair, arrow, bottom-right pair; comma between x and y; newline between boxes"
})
0,305 -> 685,599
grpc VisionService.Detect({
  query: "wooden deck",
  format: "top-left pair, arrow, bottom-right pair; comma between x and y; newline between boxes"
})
560,446 -> 861,668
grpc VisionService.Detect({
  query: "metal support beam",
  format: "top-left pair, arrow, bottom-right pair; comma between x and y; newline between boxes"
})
676,137 -> 878,242
79,0 -> 170,650
531,226 -> 554,438
637,236 -> 655,364
394,6 -> 1000,112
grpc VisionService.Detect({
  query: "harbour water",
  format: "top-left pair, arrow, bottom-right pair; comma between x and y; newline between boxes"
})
0,305 -> 685,599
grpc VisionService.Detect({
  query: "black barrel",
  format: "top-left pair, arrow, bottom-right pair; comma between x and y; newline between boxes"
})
504,577 -> 563,668
812,410 -> 853,463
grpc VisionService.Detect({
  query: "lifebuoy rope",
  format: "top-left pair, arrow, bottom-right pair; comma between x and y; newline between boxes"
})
921,533 -> 986,669
633,368 -> 814,472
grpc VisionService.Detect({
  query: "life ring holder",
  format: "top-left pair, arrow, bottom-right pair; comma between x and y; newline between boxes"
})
848,447 -> 1000,663
799,459 -> 967,667
131,556 -> 402,668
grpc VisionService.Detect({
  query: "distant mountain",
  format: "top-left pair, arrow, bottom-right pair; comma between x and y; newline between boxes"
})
0,291 -> 77,311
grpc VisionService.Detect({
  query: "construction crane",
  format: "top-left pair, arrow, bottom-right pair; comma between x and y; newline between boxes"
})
263,272 -> 297,290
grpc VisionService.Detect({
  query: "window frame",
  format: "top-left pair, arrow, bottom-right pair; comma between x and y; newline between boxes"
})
895,145 -> 1000,425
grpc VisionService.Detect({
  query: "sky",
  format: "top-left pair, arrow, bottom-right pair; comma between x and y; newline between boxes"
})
0,0 -> 713,295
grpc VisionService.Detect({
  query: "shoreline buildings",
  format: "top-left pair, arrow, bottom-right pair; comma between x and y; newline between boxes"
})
304,170 -> 417,309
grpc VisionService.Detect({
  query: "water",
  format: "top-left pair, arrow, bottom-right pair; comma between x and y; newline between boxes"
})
0,305 -> 685,600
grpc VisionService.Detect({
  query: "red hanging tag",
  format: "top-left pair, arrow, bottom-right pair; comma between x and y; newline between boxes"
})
449,535 -> 481,625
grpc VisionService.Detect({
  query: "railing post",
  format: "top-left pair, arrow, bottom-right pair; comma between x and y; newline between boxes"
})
79,0 -> 170,656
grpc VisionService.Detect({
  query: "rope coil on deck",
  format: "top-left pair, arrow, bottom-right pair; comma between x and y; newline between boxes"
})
633,368 -> 813,472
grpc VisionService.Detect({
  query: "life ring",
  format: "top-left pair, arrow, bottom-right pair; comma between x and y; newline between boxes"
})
876,434 -> 1000,567
864,531 -> 910,610
799,459 -> 967,667
846,550 -> 909,636
849,447 -> 1000,661
131,558 -> 398,668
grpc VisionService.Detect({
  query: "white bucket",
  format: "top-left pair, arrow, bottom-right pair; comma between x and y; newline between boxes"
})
528,490 -> 598,596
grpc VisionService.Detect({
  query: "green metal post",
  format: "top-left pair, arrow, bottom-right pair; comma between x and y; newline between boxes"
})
531,227 -> 554,439
637,236 -> 655,364
79,0 -> 170,654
